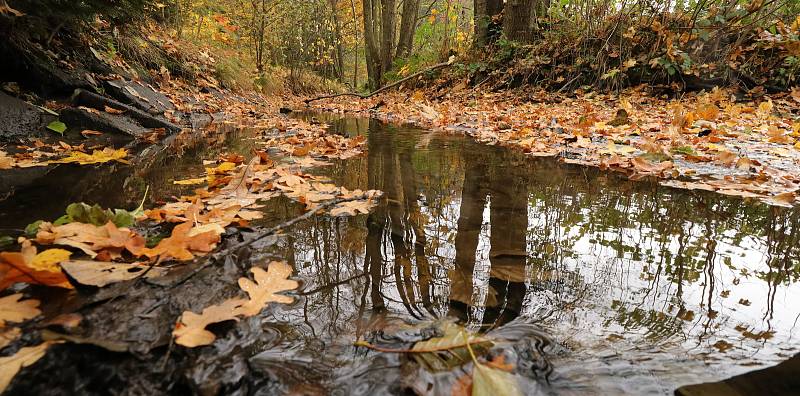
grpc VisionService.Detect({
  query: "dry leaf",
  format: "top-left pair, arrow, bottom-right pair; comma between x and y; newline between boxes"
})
103,105 -> 125,115
330,199 -> 376,216
50,147 -> 128,165
173,298 -> 244,347
0,328 -> 20,350
0,342 -> 55,392
60,260 -> 168,287
234,262 -> 299,317
0,294 -> 41,326
138,222 -> 220,261
0,242 -> 73,290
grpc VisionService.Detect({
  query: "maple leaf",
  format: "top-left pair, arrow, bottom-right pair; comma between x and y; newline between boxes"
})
173,298 -> 244,347
0,342 -> 56,393
234,262 -> 299,317
0,293 -> 41,326
0,241 -> 73,290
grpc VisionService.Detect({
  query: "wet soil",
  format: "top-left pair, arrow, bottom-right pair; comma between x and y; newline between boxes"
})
2,112 -> 800,395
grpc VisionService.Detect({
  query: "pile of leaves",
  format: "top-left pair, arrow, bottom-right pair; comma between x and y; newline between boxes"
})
312,85 -> 800,207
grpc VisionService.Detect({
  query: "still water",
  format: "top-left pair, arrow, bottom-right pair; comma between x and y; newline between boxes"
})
274,113 -> 800,394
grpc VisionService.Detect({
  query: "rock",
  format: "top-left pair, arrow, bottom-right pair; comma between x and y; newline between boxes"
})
0,91 -> 56,141
72,89 -> 181,133
60,107 -> 150,137
104,79 -> 176,116
279,107 -> 293,114
675,354 -> 800,396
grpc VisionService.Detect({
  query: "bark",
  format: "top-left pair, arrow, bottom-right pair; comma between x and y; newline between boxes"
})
362,0 -> 382,88
397,0 -> 420,58
503,0 -> 535,43
329,0 -> 345,80
473,0 -> 503,47
379,0 -> 396,75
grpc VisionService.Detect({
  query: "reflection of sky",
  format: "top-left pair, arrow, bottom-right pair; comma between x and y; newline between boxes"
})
273,126 -> 800,393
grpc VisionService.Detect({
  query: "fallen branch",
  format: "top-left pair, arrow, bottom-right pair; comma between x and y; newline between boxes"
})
304,60 -> 453,105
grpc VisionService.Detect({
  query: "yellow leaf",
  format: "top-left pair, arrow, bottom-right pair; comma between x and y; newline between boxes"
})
205,161 -> 236,175
30,249 -> 71,272
0,342 -> 54,393
0,294 -> 41,326
52,148 -> 128,165
173,177 -> 207,185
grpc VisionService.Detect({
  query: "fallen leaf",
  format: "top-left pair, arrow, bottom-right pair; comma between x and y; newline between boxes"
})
0,328 -> 20,350
173,298 -> 244,347
173,177 -> 206,185
0,241 -> 73,290
60,260 -> 168,287
472,362 -> 521,396
51,148 -> 128,165
330,199 -> 376,216
80,130 -> 103,138
0,294 -> 41,326
138,222 -> 220,261
29,249 -> 71,272
0,342 -> 55,392
103,105 -> 125,115
234,262 -> 299,317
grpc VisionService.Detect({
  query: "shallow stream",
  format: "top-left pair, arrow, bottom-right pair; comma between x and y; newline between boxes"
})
3,112 -> 800,395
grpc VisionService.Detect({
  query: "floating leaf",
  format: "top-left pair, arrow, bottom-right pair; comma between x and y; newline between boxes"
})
233,261 -> 299,317
173,298 -> 244,347
472,362 -> 522,396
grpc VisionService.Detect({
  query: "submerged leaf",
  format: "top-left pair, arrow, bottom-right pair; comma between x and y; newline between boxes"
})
60,260 -> 168,287
472,363 -> 522,396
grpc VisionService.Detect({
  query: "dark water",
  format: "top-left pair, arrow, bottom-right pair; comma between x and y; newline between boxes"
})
2,113 -> 800,395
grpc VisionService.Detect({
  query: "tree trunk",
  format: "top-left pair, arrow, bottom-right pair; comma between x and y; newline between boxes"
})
473,0 -> 503,47
362,0 -> 382,88
350,0 -> 360,88
329,0 -> 345,80
397,0 -> 420,58
379,0 -> 396,75
503,0 -> 534,43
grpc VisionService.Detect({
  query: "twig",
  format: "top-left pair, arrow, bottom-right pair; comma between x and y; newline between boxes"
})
304,61 -> 453,105
163,194 -> 372,288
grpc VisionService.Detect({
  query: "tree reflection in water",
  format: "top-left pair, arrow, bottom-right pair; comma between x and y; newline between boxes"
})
270,114 -> 800,392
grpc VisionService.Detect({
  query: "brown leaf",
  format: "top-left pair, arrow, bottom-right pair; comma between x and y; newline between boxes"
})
103,105 -> 125,115
234,262 -> 299,317
136,222 -> 220,261
0,242 -> 73,290
173,298 -> 244,347
0,293 -> 41,326
35,221 -> 145,258
60,260 -> 168,287
0,342 -> 55,392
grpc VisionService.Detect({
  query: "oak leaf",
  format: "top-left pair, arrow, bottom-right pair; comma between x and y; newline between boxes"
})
234,262 -> 299,317
60,260 -> 168,287
173,298 -> 245,347
0,342 -> 56,392
0,293 -> 41,326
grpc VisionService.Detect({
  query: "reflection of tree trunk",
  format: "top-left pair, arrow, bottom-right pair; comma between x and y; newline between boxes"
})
449,155 -> 489,320
365,126 -> 387,312
484,164 -> 528,327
